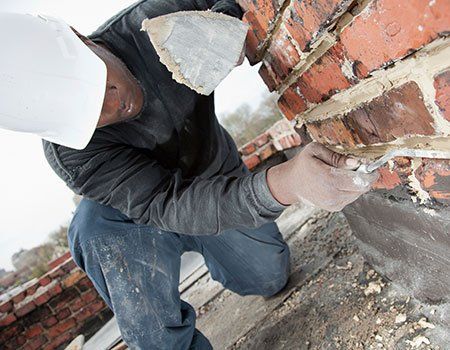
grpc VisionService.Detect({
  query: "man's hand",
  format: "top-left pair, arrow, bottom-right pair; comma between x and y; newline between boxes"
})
266,142 -> 379,212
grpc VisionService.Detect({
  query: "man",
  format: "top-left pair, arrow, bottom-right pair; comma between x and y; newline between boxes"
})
0,1 -> 377,348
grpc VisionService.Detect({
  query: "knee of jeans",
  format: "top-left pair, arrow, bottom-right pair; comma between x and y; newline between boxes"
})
68,198 -> 129,247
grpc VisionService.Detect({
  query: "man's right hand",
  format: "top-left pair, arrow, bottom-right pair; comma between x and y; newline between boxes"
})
266,142 -> 379,212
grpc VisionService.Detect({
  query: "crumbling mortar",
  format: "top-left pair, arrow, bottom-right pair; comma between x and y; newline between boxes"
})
295,38 -> 450,125
249,0 -> 292,62
269,0 -> 374,94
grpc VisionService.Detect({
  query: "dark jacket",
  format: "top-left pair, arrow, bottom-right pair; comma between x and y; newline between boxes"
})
43,0 -> 287,235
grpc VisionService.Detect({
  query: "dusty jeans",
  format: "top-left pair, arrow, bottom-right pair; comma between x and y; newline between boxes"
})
68,198 -> 290,349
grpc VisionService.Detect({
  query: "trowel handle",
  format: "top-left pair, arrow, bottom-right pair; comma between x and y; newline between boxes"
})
356,164 -> 371,173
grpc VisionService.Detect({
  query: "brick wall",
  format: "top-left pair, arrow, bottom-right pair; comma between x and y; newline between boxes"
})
0,253 -> 112,350
240,119 -> 302,170
240,0 -> 450,207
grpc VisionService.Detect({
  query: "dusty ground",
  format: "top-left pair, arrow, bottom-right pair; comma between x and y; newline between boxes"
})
103,203 -> 448,350
190,205 -> 448,350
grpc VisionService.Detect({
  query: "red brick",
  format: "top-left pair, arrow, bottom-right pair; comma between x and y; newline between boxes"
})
23,334 -> 47,350
434,70 -> 450,122
25,324 -> 43,339
0,313 -> 16,327
48,266 -> 65,279
34,291 -> 51,306
258,63 -> 278,92
415,159 -> 450,205
307,117 -> 361,147
76,277 -> 94,292
258,143 -> 277,161
243,154 -> 261,170
373,167 -> 403,190
47,317 -> 76,338
38,275 -> 52,287
43,332 -> 72,350
296,43 -> 354,104
63,269 -> 85,288
70,290 -> 98,313
87,300 -> 106,314
48,251 -> 71,271
345,82 -> 435,144
340,0 -> 450,78
12,290 -> 27,304
0,300 -> 13,313
278,86 -> 308,120
60,259 -> 77,273
243,11 -> 266,64
0,324 -> 23,343
42,316 -> 58,329
4,334 -> 26,348
240,142 -> 257,156
283,0 -> 353,51
276,134 -> 302,150
56,307 -> 72,321
26,282 -> 40,297
254,133 -> 270,147
15,299 -> 36,317
266,26 -> 301,82
48,282 -> 63,297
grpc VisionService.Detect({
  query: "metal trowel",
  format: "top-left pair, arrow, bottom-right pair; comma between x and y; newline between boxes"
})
141,11 -> 249,95
357,149 -> 450,173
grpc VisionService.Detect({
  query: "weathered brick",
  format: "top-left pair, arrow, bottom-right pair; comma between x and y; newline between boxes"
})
4,334 -> 26,348
0,300 -> 13,314
76,277 -> 94,293
265,25 -> 301,82
243,11 -> 266,64
60,259 -> 77,273
307,117 -> 361,147
275,134 -> 302,150
69,297 -> 88,313
434,70 -> 450,122
296,43 -> 354,103
26,282 -> 40,297
42,316 -> 58,329
240,142 -> 257,156
23,334 -> 47,350
258,63 -> 278,92
415,159 -> 450,205
25,324 -> 43,339
12,290 -> 27,304
254,132 -> 270,147
0,312 -> 16,327
47,251 -> 71,271
243,154 -> 261,170
38,275 -> 52,287
22,305 -> 52,327
47,317 -> 76,338
43,332 -> 73,350
345,82 -> 435,144
340,0 -> 450,78
63,269 -> 85,288
49,288 -> 80,311
278,86 -> 308,120
56,307 -> 72,321
15,299 -> 36,317
283,0 -> 353,51
258,143 -> 277,161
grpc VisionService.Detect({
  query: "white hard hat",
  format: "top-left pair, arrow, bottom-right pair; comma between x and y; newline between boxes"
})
0,13 -> 107,149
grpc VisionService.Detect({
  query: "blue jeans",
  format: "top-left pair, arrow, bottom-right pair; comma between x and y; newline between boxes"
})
68,198 -> 290,350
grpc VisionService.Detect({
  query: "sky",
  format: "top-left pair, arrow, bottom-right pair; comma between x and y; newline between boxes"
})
0,0 -> 269,270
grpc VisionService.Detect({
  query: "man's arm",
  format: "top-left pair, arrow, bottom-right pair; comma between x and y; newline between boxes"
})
206,0 -> 244,18
45,143 -> 285,235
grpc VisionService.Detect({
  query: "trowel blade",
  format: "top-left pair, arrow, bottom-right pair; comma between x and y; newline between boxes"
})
141,11 -> 249,96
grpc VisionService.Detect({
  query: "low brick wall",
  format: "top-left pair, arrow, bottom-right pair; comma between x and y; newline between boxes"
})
240,119 -> 302,170
0,254 -> 112,350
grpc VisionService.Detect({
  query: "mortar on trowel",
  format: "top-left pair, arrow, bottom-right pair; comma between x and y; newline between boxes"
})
141,11 -> 249,95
